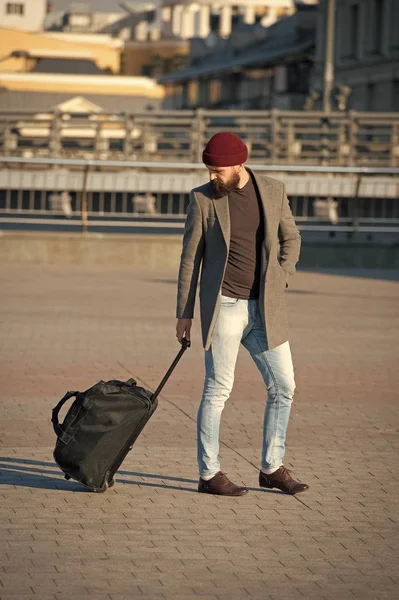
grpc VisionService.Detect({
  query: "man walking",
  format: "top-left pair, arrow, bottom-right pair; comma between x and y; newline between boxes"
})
176,132 -> 308,497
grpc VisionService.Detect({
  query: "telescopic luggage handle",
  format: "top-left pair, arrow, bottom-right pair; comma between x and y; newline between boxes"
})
151,337 -> 190,401
51,339 -> 190,435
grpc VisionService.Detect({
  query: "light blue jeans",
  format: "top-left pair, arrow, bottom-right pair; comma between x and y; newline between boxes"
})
198,295 -> 296,479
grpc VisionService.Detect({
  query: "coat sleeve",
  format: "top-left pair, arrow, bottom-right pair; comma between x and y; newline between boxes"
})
176,191 -> 205,319
278,184 -> 301,281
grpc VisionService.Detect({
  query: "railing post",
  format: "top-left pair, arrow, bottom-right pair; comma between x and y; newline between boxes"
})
287,120 -> 295,163
123,113 -> 132,159
348,111 -> 357,167
95,121 -> 102,157
391,121 -> 399,168
321,116 -> 330,166
3,123 -> 18,153
270,109 -> 278,163
351,172 -> 362,232
338,119 -> 347,166
81,164 -> 90,234
142,121 -> 157,160
193,108 -> 205,163
49,110 -> 61,158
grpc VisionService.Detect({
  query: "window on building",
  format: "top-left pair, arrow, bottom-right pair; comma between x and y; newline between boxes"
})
341,3 -> 359,59
210,13 -> 220,33
349,4 -> 359,58
393,81 -> 399,112
5,2 -> 25,15
220,74 -> 239,105
141,65 -> 152,76
287,62 -> 312,94
182,83 -> 189,109
390,2 -> 399,49
370,0 -> 384,54
199,79 -> 209,106
188,80 -> 199,106
209,80 -> 221,105
120,52 -> 126,75
367,82 -> 376,111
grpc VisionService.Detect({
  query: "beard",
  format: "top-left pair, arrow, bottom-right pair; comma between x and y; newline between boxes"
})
210,172 -> 240,198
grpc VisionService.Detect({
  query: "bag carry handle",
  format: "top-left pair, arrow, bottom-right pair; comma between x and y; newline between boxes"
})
51,390 -> 79,437
151,337 -> 190,401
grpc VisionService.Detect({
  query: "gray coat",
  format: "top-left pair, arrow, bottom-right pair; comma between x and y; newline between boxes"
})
176,169 -> 301,351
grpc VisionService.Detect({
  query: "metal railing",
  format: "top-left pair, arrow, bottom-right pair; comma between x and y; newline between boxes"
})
0,157 -> 398,234
1,109 -> 399,167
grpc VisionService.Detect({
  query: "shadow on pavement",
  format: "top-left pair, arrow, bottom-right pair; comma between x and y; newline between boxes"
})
0,457 -> 280,494
0,462 -> 86,491
118,469 -> 196,484
0,458 -> 199,493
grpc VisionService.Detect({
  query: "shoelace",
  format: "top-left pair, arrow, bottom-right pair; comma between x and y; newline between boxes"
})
264,467 -> 292,481
279,466 -> 292,478
217,472 -> 233,486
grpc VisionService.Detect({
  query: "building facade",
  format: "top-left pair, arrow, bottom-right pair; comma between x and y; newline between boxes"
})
0,27 -> 123,74
44,1 -> 143,33
0,0 -> 48,31
312,0 -> 399,111
104,7 -> 190,77
0,19 -> 164,116
159,2 -> 317,109
159,0 -> 315,39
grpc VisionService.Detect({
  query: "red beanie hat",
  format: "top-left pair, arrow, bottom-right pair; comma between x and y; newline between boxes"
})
202,132 -> 248,167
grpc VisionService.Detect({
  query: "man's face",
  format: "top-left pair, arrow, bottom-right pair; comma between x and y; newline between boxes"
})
206,165 -> 240,198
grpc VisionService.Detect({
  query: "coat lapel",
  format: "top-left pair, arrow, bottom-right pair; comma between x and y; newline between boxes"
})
212,193 -> 230,249
249,169 -> 280,253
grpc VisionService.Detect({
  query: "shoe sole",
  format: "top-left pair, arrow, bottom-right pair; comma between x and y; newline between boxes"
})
259,483 -> 309,495
198,488 -> 249,496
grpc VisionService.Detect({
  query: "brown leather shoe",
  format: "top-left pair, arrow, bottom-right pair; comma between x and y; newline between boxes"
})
198,471 -> 249,496
259,467 -> 309,495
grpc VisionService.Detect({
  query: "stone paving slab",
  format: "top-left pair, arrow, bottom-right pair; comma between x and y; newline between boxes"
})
0,263 -> 398,600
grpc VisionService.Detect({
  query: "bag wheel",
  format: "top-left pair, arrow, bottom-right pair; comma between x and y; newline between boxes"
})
92,477 -> 115,493
93,483 -> 108,493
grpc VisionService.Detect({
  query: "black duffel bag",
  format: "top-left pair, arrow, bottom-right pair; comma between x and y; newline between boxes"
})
51,339 -> 189,492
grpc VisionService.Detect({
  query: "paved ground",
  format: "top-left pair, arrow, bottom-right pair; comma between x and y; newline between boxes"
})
0,263 -> 398,600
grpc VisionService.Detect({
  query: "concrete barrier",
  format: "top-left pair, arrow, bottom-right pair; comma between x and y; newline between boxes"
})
299,243 -> 399,269
0,232 -> 183,268
0,231 -> 398,269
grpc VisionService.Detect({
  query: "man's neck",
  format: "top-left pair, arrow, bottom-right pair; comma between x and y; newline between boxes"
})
237,168 -> 250,189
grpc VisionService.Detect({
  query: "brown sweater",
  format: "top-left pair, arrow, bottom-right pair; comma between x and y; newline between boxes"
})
221,174 -> 264,299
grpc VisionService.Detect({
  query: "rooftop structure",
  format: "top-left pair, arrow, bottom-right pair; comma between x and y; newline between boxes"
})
0,0 -> 48,32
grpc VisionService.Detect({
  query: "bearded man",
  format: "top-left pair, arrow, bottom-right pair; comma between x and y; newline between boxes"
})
176,132 -> 308,497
